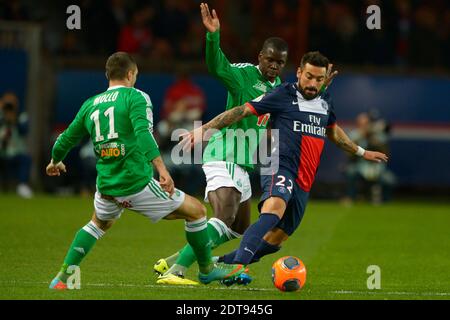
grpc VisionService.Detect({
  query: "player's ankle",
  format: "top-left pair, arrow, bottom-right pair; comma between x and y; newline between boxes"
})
166,263 -> 187,275
55,271 -> 69,283
199,263 -> 213,274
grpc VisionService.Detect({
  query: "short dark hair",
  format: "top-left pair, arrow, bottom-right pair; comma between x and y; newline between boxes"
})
261,37 -> 289,53
105,52 -> 137,80
300,51 -> 329,69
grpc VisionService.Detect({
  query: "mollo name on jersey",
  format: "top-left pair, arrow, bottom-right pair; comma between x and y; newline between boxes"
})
94,91 -> 119,106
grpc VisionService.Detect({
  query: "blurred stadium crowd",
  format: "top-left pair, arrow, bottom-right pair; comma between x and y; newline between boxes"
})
0,0 -> 449,70
1,0 -> 449,199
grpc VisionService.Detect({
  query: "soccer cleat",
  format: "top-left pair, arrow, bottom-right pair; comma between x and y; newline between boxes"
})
49,278 -> 67,290
156,273 -> 199,286
211,256 -> 220,264
153,258 -> 170,276
221,272 -> 253,287
198,263 -> 245,285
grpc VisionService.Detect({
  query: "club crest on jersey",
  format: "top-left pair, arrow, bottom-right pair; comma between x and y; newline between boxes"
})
278,186 -> 287,194
296,92 -> 329,115
253,81 -> 268,93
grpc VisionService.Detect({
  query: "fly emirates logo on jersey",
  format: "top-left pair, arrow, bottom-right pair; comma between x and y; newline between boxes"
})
293,115 -> 327,137
292,93 -> 329,138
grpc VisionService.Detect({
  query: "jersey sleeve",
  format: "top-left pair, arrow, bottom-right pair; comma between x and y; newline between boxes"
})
52,103 -> 88,163
206,31 -> 246,92
129,90 -> 160,162
324,93 -> 337,128
245,87 -> 285,116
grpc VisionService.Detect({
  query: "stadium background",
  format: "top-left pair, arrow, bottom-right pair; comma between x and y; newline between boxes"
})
1,0 -> 450,300
1,0 -> 449,198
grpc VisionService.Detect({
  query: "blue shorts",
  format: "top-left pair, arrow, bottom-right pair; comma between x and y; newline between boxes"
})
259,169 -> 310,236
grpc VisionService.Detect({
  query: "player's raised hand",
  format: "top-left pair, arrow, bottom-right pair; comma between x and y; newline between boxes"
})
324,63 -> 339,88
46,160 -> 67,176
200,2 -> 220,33
179,127 -> 204,152
363,150 -> 389,163
159,170 -> 175,196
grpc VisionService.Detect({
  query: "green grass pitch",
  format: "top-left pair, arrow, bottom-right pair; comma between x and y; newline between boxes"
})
0,194 -> 449,300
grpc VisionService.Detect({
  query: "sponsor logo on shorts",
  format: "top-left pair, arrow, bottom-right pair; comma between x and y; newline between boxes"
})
115,200 -> 132,208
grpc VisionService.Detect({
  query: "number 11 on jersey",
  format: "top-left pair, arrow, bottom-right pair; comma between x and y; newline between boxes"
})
90,106 -> 119,142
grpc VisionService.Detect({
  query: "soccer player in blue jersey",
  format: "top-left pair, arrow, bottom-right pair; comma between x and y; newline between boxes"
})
181,51 -> 388,275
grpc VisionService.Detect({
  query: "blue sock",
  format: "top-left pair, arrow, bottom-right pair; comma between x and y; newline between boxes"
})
251,240 -> 281,263
232,213 -> 280,265
221,240 -> 281,264
221,250 -> 237,264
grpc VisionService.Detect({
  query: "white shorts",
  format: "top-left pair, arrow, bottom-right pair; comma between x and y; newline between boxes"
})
202,161 -> 252,203
94,178 -> 185,223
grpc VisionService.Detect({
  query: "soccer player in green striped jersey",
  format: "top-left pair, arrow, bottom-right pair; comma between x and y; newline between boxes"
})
154,3 -> 289,283
46,52 -> 245,290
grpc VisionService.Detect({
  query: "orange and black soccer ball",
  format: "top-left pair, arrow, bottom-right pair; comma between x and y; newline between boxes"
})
272,256 -> 306,292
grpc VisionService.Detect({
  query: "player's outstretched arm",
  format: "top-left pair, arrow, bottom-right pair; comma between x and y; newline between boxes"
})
151,156 -> 175,196
326,124 -> 389,163
200,2 -> 219,33
203,104 -> 253,131
321,63 -> 339,92
201,3 -> 245,92
46,159 -> 67,176
180,104 -> 253,150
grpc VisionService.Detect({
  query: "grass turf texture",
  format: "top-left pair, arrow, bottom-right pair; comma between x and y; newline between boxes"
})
0,194 -> 449,300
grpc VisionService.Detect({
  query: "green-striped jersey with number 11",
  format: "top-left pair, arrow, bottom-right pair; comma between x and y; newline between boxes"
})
51,86 -> 160,197
202,30 -> 282,171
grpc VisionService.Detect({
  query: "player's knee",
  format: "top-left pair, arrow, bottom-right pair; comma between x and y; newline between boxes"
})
264,229 -> 288,246
92,216 -> 114,232
231,221 -> 249,235
212,202 -> 239,227
198,203 -> 207,218
214,212 -> 236,228
260,197 -> 286,218
189,197 -> 207,220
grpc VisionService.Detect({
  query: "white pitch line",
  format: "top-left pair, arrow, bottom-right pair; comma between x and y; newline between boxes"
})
2,281 -> 450,297
1,280 -> 275,292
86,282 -> 275,291
331,290 -> 450,297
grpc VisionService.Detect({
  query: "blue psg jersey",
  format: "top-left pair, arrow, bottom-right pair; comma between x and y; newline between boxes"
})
246,82 -> 337,192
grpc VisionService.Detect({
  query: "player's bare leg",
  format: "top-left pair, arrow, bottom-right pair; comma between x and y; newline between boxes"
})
224,197 -> 286,265
208,187 -> 242,227
157,194 -> 245,285
217,198 -> 287,286
153,199 -> 207,273
49,212 -> 115,290
220,226 -> 288,266
156,187 -> 245,279
231,199 -> 252,235
263,227 -> 289,246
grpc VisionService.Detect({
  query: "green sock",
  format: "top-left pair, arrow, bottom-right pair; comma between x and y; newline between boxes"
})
176,218 -> 236,270
184,217 -> 212,274
56,221 -> 104,282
